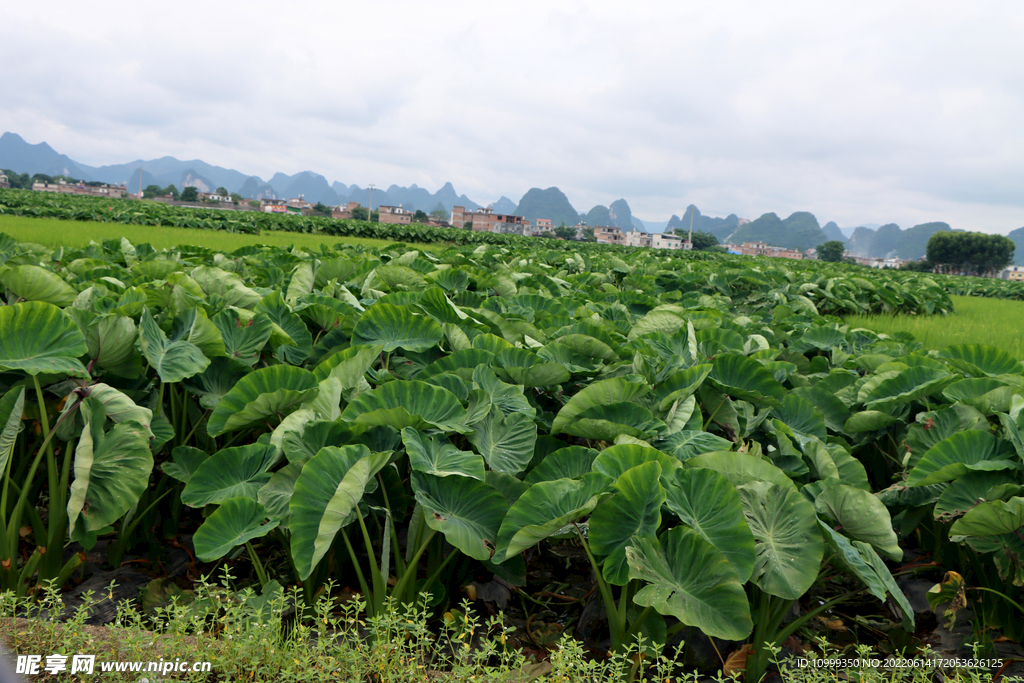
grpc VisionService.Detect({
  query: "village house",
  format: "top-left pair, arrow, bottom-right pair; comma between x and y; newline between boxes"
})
260,198 -> 287,213
623,228 -> 652,248
378,205 -> 412,225
1000,265 -> 1024,281
451,206 -> 531,235
535,218 -> 553,233
0,173 -> 9,189
721,241 -> 804,260
651,233 -> 690,250
333,201 -> 361,220
594,226 -> 625,245
32,178 -> 127,198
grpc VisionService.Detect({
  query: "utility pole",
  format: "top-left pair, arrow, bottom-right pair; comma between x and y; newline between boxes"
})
688,205 -> 694,248
368,183 -> 375,222
138,167 -> 143,199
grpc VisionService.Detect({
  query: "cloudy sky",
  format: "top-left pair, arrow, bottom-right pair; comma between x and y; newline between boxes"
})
3,1 -> 1022,232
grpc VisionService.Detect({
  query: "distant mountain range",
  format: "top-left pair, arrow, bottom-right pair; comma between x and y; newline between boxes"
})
3,131 -> 1020,262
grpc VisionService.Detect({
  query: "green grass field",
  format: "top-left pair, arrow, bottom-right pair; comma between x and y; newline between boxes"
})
848,295 -> 1024,359
0,215 -> 450,252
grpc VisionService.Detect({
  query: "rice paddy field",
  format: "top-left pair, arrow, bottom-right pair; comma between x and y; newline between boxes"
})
847,294 -> 1024,359
0,214 -> 450,252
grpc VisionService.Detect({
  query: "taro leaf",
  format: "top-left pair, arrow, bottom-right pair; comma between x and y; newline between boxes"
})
213,309 -> 274,367
561,402 -> 667,442
255,290 -> 312,365
524,446 -> 600,485
738,481 -> 824,599
822,443 -> 871,492
259,461 -> 305,526
193,498 -> 280,562
181,443 -> 277,507
285,261 -> 316,304
950,497 -> 1024,537
419,349 -> 496,382
813,484 -> 902,560
411,471 -> 508,561
551,377 -> 649,435
790,385 -> 851,433
493,347 -> 570,388
772,394 -> 827,444
467,406 -> 538,476
290,446 -> 391,579
658,430 -> 733,462
429,267 -> 469,293
472,366 -> 536,418
626,309 -> 687,341
162,446 -> 210,485
818,521 -> 914,630
182,356 -> 251,410
939,344 -> 1024,377
351,302 -> 443,353
655,364 -> 713,411
934,472 -> 1021,522
664,468 -> 756,583
313,345 -> 383,385
487,471 -> 531,507
1,264 -> 79,306
137,308 -> 210,383
494,472 -> 612,563
75,383 -> 154,438
67,398 -> 153,540
707,354 -> 786,407
207,365 -> 318,437
927,571 -> 967,629
843,411 -> 900,433
687,451 -> 796,490
904,407 -> 971,469
416,286 -> 469,325
191,266 -> 263,308
863,367 -> 954,411
943,378 -> 1019,414
0,301 -> 89,377
592,444 -> 681,486
76,313 -> 143,378
402,427 -> 485,480
589,461 -> 665,585
625,527 -> 753,641
0,387 -> 25,477
906,431 -> 1017,487
171,309 -> 226,359
340,380 -> 469,433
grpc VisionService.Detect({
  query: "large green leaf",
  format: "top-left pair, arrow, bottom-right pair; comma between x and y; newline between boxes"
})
411,471 -> 508,561
493,347 -> 570,388
193,498 -> 280,562
813,484 -> 902,560
0,387 -> 25,477
687,451 -> 796,490
592,444 -> 681,485
207,365 -> 319,437
772,394 -> 827,444
290,445 -> 391,579
471,366 -> 536,418
589,461 -> 665,585
664,468 -> 756,583
137,308 -> 210,383
0,301 -> 89,376
213,309 -> 274,367
950,497 -> 1024,537
402,427 -> 485,480
494,472 -> 612,562
739,481 -> 824,599
340,380 -> 469,432
351,302 -> 443,353
934,472 -> 1021,522
707,354 -> 786,406
72,312 -> 143,378
551,377 -> 650,435
863,367 -> 954,411
906,431 -> 1018,487
523,446 -> 599,485
939,344 -> 1024,377
560,402 -> 667,442
1,264 -> 79,306
657,430 -> 732,462
181,443 -> 277,507
67,398 -> 153,540
625,527 -> 753,641
466,406 -> 537,476
162,446 -> 209,485
255,290 -> 312,364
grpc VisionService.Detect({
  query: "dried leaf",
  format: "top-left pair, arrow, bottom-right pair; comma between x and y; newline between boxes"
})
723,643 -> 754,678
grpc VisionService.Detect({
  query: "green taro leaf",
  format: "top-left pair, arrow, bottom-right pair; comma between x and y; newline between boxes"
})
707,354 -> 786,407
74,312 -> 143,378
813,483 -> 902,560
863,366 -> 954,411
340,380 -> 469,432
551,377 -> 650,435
181,443 -> 277,507
739,481 -> 824,599
592,444 -> 681,486
193,498 -> 280,562
411,471 -> 508,561
162,446 -> 209,485
0,387 -> 25,477
213,309 -> 274,367
843,410 -> 901,433
523,446 -> 599,485
67,398 -> 153,540
351,302 -> 443,353
934,472 -> 1021,522
207,365 -> 318,437
255,290 -> 313,364
950,496 -> 1024,537
664,468 -> 757,583
494,472 -> 612,562
2,264 -> 79,306
290,446 -> 391,579
561,402 -> 667,442
0,301 -> 89,377
137,308 -> 210,383
589,461 -> 666,585
657,430 -> 733,461
906,431 -> 1018,487
466,406 -> 537,476
939,344 -> 1024,377
402,427 -> 485,480
625,527 -> 753,641
687,451 -> 796,490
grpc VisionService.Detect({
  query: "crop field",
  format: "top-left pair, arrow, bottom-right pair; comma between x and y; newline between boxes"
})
0,214 -> 450,252
1,214 -> 1023,681
849,295 -> 1024,360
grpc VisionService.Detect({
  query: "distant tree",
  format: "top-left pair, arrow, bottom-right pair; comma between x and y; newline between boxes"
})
31,173 -> 53,185
899,259 -> 933,272
164,185 -> 180,200
371,210 -> 379,223
463,221 -> 473,229
248,200 -> 260,208
429,207 -> 449,222
351,207 -> 369,221
553,225 -> 576,240
215,186 -> 229,197
413,209 -> 429,222
927,231 -> 1014,277
230,193 -> 243,203
312,202 -> 332,216
817,240 -> 846,262
582,227 -> 595,241
180,186 -> 199,202
689,231 -> 719,251
142,185 -> 164,199
2,170 -> 29,189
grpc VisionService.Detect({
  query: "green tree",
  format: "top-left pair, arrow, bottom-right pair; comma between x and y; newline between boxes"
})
248,200 -> 260,208
230,193 -> 243,204
687,230 -> 719,251
215,186 -> 229,197
553,225 -> 576,240
163,185 -> 180,200
312,202 -> 332,216
180,186 -> 199,202
429,207 -> 449,222
582,226 -> 595,242
142,184 -> 164,199
350,206 -> 369,221
816,240 -> 846,262
413,209 -> 429,222
927,231 -> 1015,277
